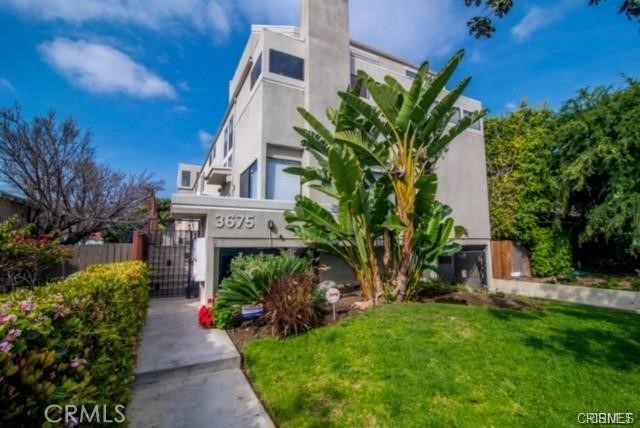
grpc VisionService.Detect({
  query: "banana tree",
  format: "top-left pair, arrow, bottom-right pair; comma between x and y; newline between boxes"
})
284,94 -> 391,301
286,49 -> 484,302
335,50 -> 484,300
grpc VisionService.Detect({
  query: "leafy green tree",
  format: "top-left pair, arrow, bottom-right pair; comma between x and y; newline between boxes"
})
556,79 -> 640,264
465,0 -> 640,38
286,50 -> 481,302
485,103 -> 572,276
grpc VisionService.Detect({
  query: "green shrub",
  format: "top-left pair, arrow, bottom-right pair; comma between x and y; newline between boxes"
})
214,253 -> 313,327
214,308 -> 237,330
531,228 -> 573,277
632,278 -> 640,291
0,261 -> 150,426
264,275 -> 319,337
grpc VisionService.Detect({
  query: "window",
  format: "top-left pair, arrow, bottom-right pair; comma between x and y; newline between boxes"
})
462,109 -> 482,130
223,116 -> 234,167
406,69 -> 418,79
266,158 -> 301,200
240,161 -> 258,198
269,50 -> 304,81
250,53 -> 262,89
350,74 -> 368,99
181,170 -> 191,188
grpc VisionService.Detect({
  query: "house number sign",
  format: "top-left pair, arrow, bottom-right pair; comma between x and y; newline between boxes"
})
214,215 -> 256,229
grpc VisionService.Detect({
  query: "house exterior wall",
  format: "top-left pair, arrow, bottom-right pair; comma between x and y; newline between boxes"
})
172,0 -> 493,303
0,194 -> 29,223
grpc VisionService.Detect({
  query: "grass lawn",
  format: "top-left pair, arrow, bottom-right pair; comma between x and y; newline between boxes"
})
243,302 -> 640,427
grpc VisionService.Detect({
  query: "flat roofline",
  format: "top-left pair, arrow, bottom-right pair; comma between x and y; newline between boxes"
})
350,39 -> 419,70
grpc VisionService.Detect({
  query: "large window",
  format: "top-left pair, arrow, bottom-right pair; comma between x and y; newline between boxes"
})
240,161 -> 258,198
269,50 -> 304,81
181,170 -> 191,188
250,53 -> 262,89
266,158 -> 301,200
223,116 -> 234,167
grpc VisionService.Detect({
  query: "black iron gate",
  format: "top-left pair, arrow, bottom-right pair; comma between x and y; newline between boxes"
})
148,229 -> 197,298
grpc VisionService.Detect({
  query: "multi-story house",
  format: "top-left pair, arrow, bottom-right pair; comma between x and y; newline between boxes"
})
172,0 -> 492,303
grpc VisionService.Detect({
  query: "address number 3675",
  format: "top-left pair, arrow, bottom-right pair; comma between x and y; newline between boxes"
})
214,215 -> 255,229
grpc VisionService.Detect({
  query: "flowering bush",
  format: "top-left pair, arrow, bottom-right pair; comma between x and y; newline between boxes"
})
0,216 -> 70,291
199,297 -> 216,329
0,261 -> 150,426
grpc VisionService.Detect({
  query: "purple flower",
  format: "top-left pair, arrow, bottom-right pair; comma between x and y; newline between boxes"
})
70,358 -> 87,369
0,314 -> 17,325
0,341 -> 13,354
5,329 -> 21,342
19,300 -> 34,314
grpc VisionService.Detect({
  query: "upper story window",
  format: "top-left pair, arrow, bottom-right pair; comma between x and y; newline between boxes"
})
240,161 -> 258,198
181,170 -> 191,188
223,116 -> 234,167
406,69 -> 418,79
462,109 -> 482,130
350,74 -> 369,99
269,49 -> 304,81
250,53 -> 262,89
266,157 -> 301,201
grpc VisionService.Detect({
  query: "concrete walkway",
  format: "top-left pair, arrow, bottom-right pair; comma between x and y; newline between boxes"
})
127,298 -> 274,428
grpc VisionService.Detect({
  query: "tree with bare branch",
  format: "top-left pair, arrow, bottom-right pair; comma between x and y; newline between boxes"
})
0,104 -> 162,244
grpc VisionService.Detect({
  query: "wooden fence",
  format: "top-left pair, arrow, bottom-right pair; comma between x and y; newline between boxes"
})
491,240 -> 531,279
64,243 -> 133,273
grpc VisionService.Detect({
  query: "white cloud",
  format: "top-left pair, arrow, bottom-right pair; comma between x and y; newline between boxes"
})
0,78 -> 15,92
2,0 -> 234,40
4,0 -> 470,61
511,0 -> 580,41
198,129 -> 214,148
39,38 -> 176,99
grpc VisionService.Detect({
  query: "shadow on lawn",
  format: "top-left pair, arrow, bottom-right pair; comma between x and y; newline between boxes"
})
489,304 -> 640,371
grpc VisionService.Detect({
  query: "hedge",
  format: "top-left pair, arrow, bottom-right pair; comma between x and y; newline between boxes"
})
0,261 -> 150,427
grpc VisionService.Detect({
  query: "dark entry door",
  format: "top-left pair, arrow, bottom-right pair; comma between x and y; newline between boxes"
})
148,229 -> 196,298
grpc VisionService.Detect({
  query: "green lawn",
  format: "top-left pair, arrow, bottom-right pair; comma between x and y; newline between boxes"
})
244,302 -> 640,427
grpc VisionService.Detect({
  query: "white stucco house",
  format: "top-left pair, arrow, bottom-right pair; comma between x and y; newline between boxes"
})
172,0 -> 492,304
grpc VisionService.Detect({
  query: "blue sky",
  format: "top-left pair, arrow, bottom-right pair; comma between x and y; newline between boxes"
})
0,0 -> 638,196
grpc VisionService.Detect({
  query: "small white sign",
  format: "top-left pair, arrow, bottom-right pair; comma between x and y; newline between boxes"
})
325,287 -> 340,304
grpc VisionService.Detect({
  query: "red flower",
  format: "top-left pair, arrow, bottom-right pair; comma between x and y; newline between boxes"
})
198,305 -> 216,329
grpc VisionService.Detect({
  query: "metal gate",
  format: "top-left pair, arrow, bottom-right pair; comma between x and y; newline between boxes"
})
148,229 -> 197,298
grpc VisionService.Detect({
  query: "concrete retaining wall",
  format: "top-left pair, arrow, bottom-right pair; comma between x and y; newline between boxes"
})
490,279 -> 640,313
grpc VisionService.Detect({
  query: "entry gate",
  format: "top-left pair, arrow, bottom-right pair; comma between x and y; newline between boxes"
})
148,229 -> 197,298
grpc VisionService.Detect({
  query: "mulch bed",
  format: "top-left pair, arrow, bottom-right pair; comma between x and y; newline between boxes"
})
227,288 -> 540,350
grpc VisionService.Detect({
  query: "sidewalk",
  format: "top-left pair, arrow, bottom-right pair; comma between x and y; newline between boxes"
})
127,298 -> 274,428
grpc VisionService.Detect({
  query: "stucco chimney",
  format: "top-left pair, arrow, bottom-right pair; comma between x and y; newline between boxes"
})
301,0 -> 350,200
301,0 -> 350,123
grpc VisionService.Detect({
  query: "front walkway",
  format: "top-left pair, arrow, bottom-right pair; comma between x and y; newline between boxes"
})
127,298 -> 274,428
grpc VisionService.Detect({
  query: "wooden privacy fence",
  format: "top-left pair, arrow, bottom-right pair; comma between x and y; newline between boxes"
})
491,240 -> 531,279
64,243 -> 133,273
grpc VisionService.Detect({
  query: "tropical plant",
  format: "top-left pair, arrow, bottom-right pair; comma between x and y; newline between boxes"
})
213,253 -> 314,327
286,50 -> 483,301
